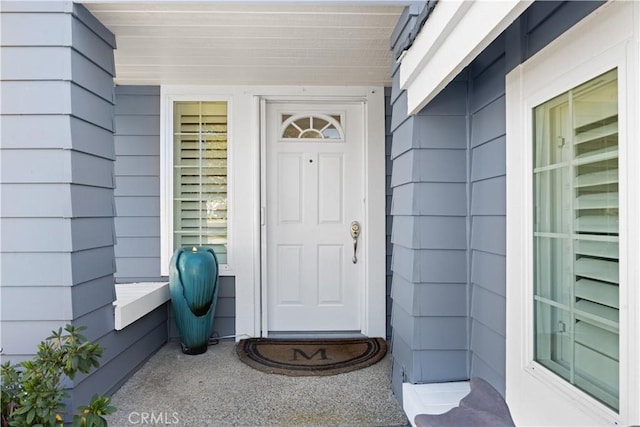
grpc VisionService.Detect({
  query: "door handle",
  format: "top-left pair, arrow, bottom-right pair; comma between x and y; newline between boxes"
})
350,221 -> 361,264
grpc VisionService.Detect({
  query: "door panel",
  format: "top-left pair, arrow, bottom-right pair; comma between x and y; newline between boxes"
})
277,153 -> 303,223
317,244 -> 344,304
265,102 -> 363,333
318,153 -> 343,224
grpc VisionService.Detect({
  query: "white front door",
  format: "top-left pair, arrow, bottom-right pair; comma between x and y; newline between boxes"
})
264,101 -> 364,333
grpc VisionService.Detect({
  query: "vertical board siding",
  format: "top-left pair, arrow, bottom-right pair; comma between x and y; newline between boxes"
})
113,85 -> 236,338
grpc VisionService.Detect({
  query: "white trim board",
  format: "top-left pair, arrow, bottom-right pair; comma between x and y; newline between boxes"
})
113,282 -> 169,330
402,381 -> 470,427
398,0 -> 532,115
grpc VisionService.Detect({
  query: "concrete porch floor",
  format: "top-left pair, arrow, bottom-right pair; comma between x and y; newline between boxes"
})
106,340 -> 409,427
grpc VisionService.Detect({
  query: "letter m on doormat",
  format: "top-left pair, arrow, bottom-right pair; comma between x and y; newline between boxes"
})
291,348 -> 328,361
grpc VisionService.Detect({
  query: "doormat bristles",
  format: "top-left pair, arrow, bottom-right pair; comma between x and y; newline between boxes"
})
236,337 -> 387,376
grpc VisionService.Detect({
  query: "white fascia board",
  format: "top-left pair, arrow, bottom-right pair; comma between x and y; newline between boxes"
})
399,0 -> 532,115
113,282 -> 170,330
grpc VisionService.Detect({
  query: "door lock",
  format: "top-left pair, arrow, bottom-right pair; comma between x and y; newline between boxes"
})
350,221 -> 361,264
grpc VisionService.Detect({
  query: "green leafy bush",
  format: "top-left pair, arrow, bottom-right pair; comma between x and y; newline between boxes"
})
1,325 -> 115,427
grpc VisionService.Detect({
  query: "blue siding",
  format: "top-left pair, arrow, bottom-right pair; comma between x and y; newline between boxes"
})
0,0 -> 116,349
389,0 -> 606,400
112,85 -> 161,281
0,2 -> 175,408
465,1 -> 604,395
389,24 -> 469,399
113,85 -> 236,339
385,86 -> 393,340
389,5 -> 429,400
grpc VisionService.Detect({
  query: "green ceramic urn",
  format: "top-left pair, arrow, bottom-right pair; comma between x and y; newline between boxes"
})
169,246 -> 219,355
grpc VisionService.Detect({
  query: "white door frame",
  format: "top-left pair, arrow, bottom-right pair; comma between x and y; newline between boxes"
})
258,90 -> 386,338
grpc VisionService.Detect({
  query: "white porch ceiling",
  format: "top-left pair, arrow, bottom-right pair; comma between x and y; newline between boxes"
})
83,2 -> 406,86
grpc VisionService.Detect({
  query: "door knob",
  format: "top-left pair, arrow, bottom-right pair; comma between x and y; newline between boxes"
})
350,221 -> 361,264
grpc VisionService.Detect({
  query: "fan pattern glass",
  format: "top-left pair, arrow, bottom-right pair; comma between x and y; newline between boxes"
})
281,114 -> 343,140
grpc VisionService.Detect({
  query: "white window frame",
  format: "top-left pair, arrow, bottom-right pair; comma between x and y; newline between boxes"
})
505,1 -> 639,425
160,93 -> 234,277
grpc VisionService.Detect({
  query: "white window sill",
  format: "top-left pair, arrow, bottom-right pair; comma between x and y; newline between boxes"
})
402,381 -> 470,427
113,282 -> 170,330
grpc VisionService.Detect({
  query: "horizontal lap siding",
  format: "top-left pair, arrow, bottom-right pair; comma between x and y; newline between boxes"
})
0,3 -> 117,357
468,34 -> 508,396
0,2 -> 164,408
386,0 -> 606,404
113,86 -> 162,282
389,3 -> 469,398
523,1 -> 605,63
465,1 -> 606,396
388,5 -> 422,400
113,85 -> 236,339
392,333 -> 468,384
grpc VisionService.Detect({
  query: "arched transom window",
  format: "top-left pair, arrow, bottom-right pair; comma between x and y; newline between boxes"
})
280,113 -> 344,141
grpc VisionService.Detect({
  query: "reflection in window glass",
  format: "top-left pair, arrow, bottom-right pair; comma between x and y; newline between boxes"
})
280,114 -> 344,141
533,69 -> 619,410
173,101 -> 228,264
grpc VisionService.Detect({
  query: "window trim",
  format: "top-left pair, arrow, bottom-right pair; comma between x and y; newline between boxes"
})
505,1 -> 639,425
160,93 -> 234,277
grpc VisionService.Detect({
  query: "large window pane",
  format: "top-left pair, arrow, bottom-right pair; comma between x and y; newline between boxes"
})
535,301 -> 572,380
534,236 -> 571,305
533,69 -> 618,410
534,168 -> 570,234
173,101 -> 228,264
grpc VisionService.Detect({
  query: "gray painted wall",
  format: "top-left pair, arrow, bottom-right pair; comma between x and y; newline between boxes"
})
113,85 -> 236,338
388,4 -> 469,400
388,0 -> 605,400
466,0 -> 605,394
467,38 -> 508,394
0,1 -> 167,406
389,79 -> 470,400
113,85 -> 162,282
385,86 -> 393,341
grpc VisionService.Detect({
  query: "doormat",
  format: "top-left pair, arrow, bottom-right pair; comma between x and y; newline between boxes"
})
236,337 -> 387,376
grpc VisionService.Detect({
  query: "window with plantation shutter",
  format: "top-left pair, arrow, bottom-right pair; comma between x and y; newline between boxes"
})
533,69 -> 618,410
173,101 -> 228,264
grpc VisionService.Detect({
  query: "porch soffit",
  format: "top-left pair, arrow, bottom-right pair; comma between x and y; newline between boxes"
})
82,2 -> 406,87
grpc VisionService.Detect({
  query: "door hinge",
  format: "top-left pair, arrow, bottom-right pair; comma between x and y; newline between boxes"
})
261,207 -> 266,226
